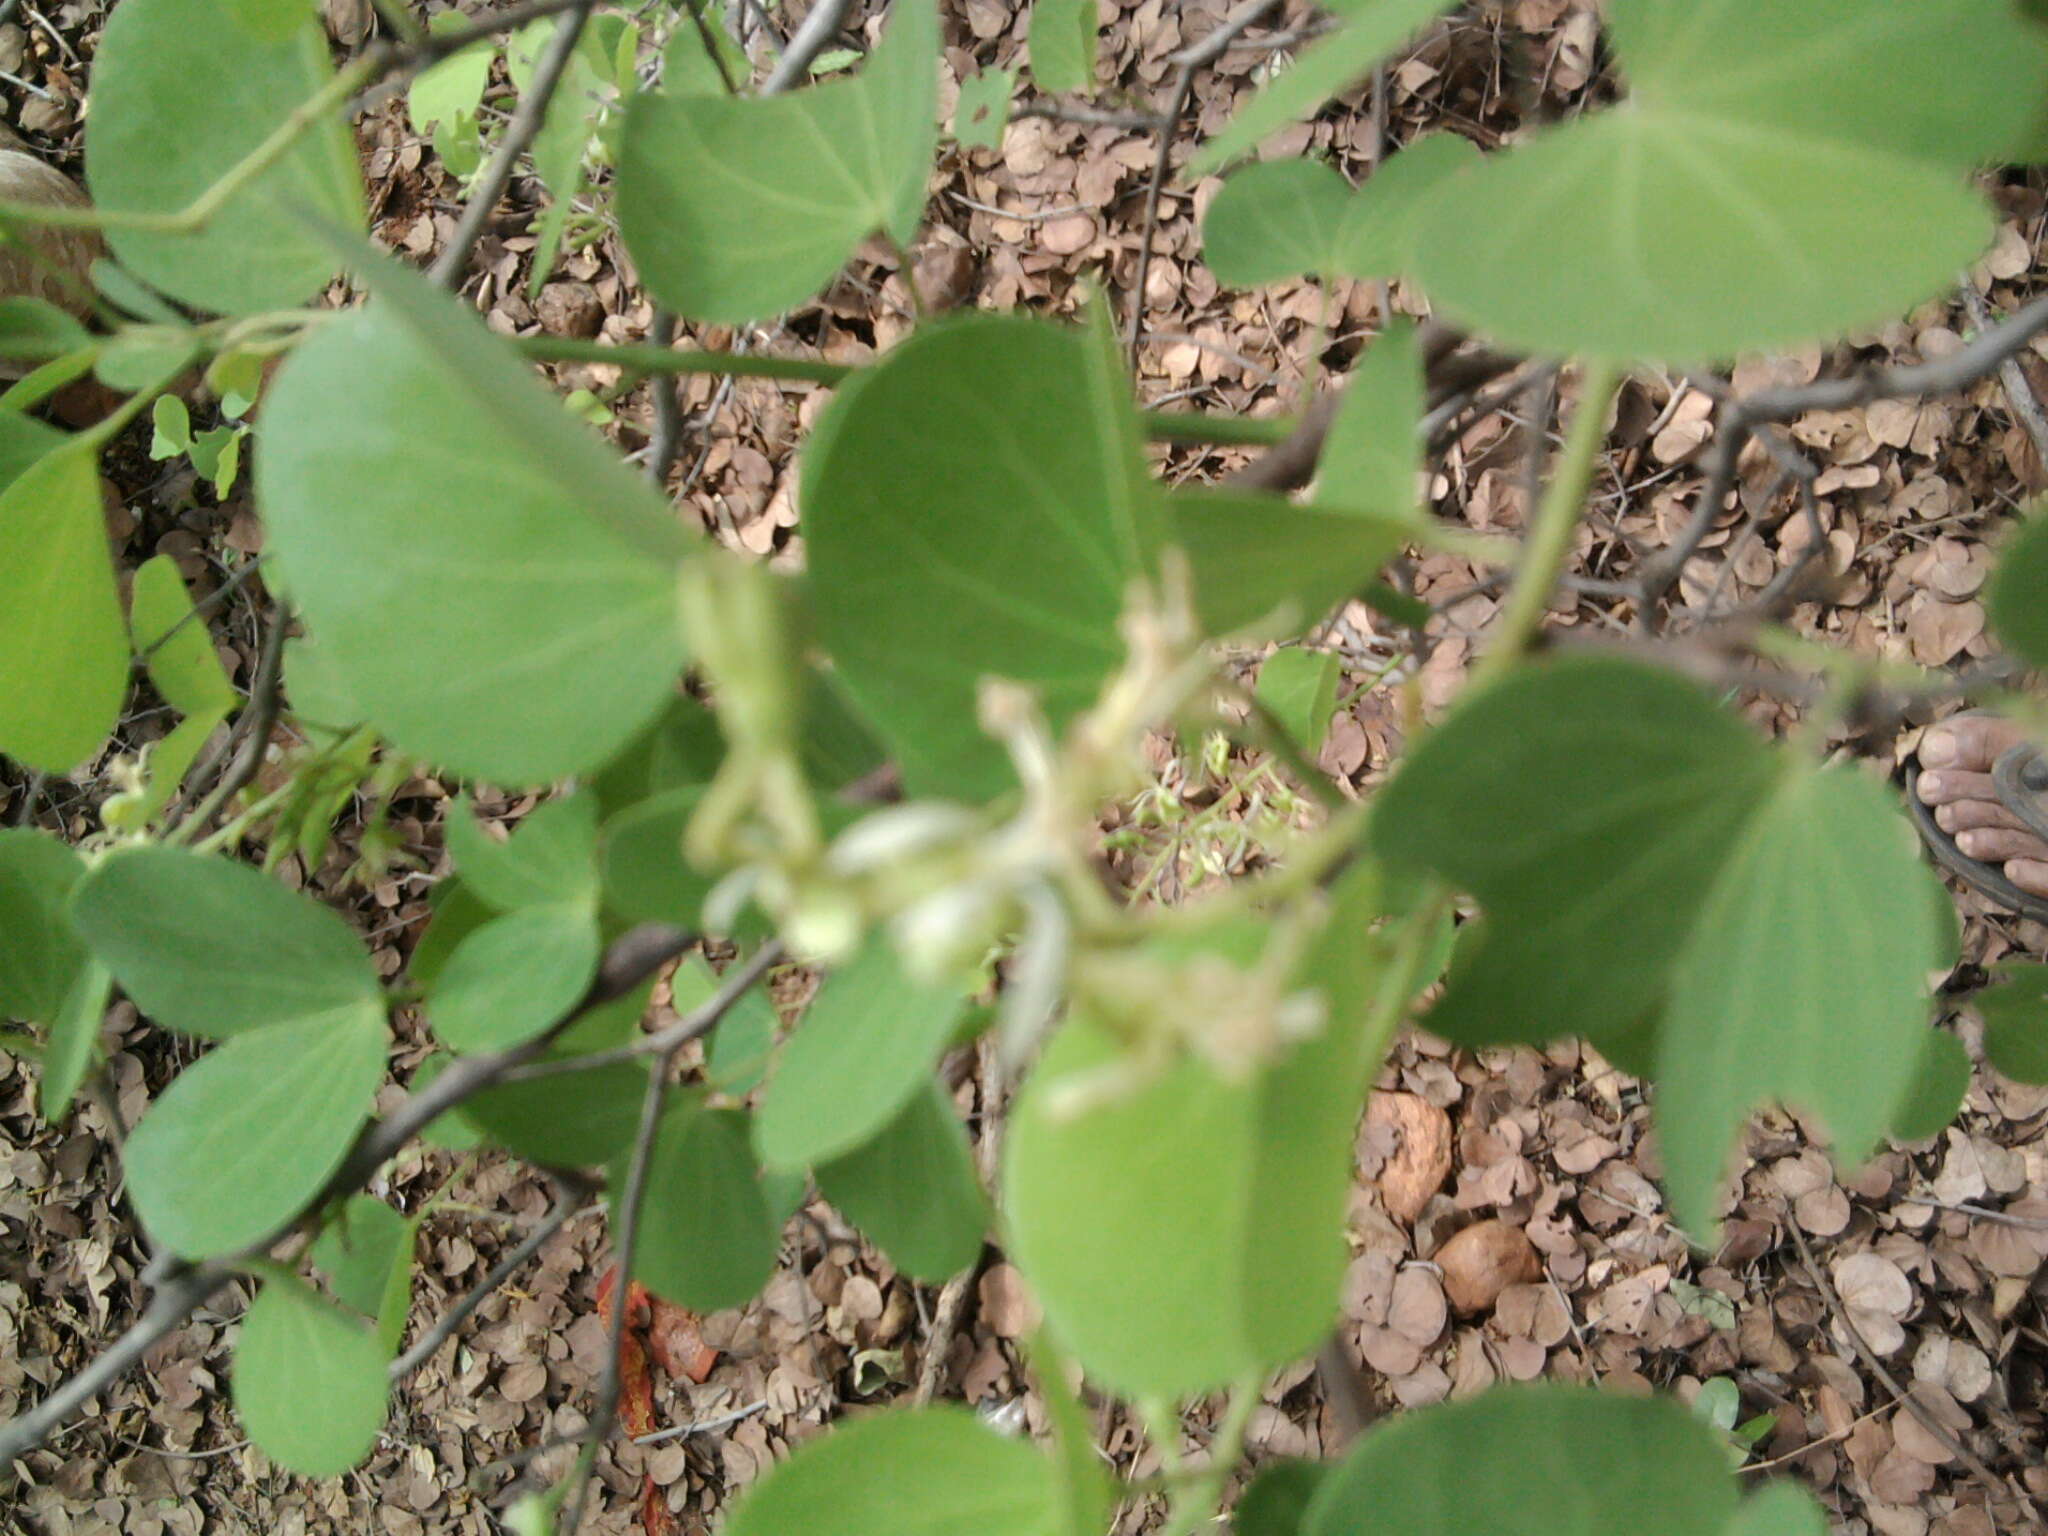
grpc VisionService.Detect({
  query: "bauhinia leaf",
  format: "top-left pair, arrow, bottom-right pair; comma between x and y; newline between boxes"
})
70,846 -> 383,1040
816,1080 -> 988,1282
1976,962 -> 2048,1084
1316,317 -> 1424,519
1303,1384 -> 1821,1536
1166,489 -> 1409,640
257,287 -> 687,784
1987,510 -> 2048,669
0,443 -> 128,772
802,312 -> 1158,799
233,1275 -> 388,1478
628,1091 -> 781,1311
1202,159 -> 1352,287
86,0 -> 364,313
1370,657 -> 1779,1058
722,1407 -> 1062,1536
755,935 -> 967,1170
1655,763 -> 1950,1236
1409,0 -> 2043,360
617,0 -> 938,323
123,1006 -> 388,1257
426,903 -> 600,1054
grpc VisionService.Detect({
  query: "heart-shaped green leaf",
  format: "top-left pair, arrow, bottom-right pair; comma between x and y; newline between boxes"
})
1988,510 -> 2048,669
1317,317 -> 1424,519
1167,489 -> 1409,640
426,903 -> 600,1053
86,0 -> 363,312
617,0 -> 937,323
1331,132 -> 1480,280
444,794 -> 600,912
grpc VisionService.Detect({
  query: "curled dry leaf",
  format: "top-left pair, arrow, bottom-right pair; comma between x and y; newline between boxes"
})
1434,1219 -> 1540,1317
1364,1091 -> 1453,1224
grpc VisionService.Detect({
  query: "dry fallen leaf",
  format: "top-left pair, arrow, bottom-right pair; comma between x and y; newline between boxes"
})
1365,1092 -> 1453,1223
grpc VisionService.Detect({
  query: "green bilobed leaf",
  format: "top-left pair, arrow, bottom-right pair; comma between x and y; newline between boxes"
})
130,555 -> 236,718
427,904 -> 600,1053
1974,962 -> 2048,1084
124,1008 -> 388,1257
1656,764 -> 1947,1237
798,665 -> 891,792
1371,657 -> 1778,1056
629,1093 -> 780,1311
1303,1385 -> 1819,1536
1318,318 -> 1422,519
312,1195 -> 410,1320
1257,647 -> 1341,757
1166,489 -> 1408,639
1005,922 -> 1383,1398
0,298 -> 91,365
672,956 -> 779,1095
755,936 -> 968,1171
803,314 -> 1158,800
0,409 -> 60,483
617,0 -> 938,323
723,1407 -> 1061,1536
0,829 -> 89,1024
1188,0 -> 1456,177
233,1277 -> 388,1479
408,879 -> 494,993
1410,0 -> 2044,362
1988,513 -> 2048,668
41,963 -> 110,1123
257,293 -> 687,785
1202,160 -> 1351,286
816,1080 -> 986,1282
444,795 -> 600,912
71,846 -> 382,1040
0,444 -> 128,772
1028,0 -> 1096,94
1890,1030 -> 1971,1142
1331,132 -> 1480,280
954,68 -> 1016,151
86,0 -> 363,313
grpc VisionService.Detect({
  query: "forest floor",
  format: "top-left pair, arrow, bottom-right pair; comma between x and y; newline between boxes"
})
4,2 -> 2048,1534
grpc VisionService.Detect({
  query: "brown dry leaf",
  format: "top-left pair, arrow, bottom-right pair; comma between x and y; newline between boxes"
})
1435,1220 -> 1541,1316
978,1264 -> 1040,1339
1364,1092 -> 1453,1223
1833,1251 -> 1914,1354
1387,1266 -> 1449,1347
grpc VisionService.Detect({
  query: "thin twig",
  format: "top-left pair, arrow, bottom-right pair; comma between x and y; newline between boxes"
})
389,1174 -> 595,1381
168,598 -> 290,842
0,925 -> 697,1468
428,0 -> 595,291
1963,281 -> 2048,471
759,0 -> 852,96
1781,1211 -> 2046,1528
643,310 -> 685,489
631,1399 -> 769,1445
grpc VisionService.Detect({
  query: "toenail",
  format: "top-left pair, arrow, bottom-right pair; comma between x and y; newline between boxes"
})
1920,772 -> 1946,798
1935,805 -> 1957,831
1920,728 -> 1958,767
1958,831 -> 1987,857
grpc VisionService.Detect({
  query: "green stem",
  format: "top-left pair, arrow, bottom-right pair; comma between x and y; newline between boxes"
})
517,335 -> 852,383
1469,358 -> 1622,690
0,53 -> 382,235
1156,1376 -> 1261,1536
187,779 -> 295,855
1141,409 -> 1294,448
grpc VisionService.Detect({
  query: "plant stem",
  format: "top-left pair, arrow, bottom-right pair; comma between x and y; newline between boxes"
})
517,334 -> 852,383
0,53 -> 381,235
1142,409 -> 1294,448
1155,1375 -> 1261,1536
1469,357 -> 1621,690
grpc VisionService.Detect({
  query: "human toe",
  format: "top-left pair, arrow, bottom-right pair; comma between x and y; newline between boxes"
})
1919,714 -> 2031,772
1955,827 -> 2048,863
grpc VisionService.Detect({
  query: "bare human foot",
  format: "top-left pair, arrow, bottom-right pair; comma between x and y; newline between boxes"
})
1914,714 -> 2048,901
